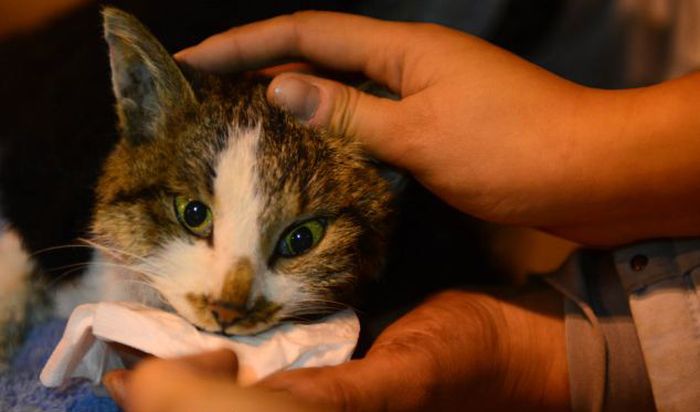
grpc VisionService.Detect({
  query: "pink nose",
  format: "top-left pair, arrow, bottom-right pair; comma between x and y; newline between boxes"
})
209,302 -> 244,328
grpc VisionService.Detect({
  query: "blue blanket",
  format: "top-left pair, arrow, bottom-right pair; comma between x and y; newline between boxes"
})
0,319 -> 119,412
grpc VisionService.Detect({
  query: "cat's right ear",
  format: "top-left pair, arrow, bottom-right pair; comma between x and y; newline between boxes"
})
102,7 -> 197,144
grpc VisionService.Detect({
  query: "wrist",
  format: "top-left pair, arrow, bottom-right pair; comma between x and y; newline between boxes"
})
405,289 -> 570,411
530,74 -> 700,245
490,287 -> 570,410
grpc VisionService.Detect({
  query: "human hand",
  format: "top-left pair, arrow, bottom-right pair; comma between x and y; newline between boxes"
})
177,12 -> 700,246
255,287 -> 569,411
175,12 -> 582,229
102,349 -> 323,412
104,287 -> 568,412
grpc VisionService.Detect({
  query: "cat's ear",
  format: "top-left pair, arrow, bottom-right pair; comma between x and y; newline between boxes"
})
102,7 -> 197,144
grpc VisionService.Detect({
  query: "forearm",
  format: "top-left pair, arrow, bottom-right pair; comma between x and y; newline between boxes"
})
540,72 -> 700,245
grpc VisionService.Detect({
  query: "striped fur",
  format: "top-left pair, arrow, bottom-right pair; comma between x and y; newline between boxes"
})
55,8 -> 396,335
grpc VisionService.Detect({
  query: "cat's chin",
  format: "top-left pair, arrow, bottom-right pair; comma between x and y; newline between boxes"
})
221,322 -> 278,336
191,318 -> 280,336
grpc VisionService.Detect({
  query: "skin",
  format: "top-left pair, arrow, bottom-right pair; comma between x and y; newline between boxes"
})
102,349 -> 323,412
105,10 -> 700,411
0,0 -> 91,38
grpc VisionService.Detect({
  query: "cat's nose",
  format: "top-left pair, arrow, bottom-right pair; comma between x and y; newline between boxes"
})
209,302 -> 244,328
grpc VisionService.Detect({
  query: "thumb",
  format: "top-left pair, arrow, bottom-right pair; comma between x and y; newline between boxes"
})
267,72 -> 401,154
257,361 -> 378,411
257,356 -> 430,412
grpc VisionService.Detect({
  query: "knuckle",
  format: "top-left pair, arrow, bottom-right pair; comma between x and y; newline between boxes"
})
414,21 -> 443,33
289,10 -> 322,21
328,84 -> 360,137
278,368 -> 363,412
286,10 -> 323,51
327,375 -> 363,412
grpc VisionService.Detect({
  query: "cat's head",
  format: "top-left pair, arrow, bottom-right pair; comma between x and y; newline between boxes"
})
93,8 -> 397,335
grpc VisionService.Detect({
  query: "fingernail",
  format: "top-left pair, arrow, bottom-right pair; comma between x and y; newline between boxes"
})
271,77 -> 320,122
103,370 -> 129,405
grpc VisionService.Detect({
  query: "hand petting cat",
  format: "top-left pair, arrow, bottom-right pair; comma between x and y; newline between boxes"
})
104,288 -> 569,412
177,11 -> 700,247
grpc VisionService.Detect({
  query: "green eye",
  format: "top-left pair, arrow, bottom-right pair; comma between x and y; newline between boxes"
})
277,219 -> 326,257
174,196 -> 213,238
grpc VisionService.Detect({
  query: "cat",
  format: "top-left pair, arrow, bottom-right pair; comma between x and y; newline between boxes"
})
0,5 -> 398,364
0,6 -> 496,364
54,7 -> 399,337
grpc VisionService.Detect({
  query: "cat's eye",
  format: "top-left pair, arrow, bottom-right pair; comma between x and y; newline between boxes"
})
174,196 -> 213,238
276,219 -> 326,257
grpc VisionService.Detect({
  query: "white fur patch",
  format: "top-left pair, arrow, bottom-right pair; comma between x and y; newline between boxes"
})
211,126 -> 265,284
0,228 -> 33,326
54,250 -> 167,318
136,126 -> 305,329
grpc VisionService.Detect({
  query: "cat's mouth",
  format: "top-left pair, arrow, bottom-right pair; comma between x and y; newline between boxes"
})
184,293 -> 283,336
217,302 -> 283,336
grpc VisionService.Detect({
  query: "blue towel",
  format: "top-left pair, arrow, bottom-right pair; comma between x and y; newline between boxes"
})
0,319 -> 119,412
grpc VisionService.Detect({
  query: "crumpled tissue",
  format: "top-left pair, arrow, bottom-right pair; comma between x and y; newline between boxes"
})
40,302 -> 359,387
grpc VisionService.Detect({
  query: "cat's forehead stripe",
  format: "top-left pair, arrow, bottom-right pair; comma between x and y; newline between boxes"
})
211,125 -> 263,269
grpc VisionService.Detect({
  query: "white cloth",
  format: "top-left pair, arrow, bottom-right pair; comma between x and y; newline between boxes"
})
40,302 -> 359,387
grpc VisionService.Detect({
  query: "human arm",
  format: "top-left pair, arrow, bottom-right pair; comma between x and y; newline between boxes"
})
103,287 -> 569,412
176,12 -> 700,246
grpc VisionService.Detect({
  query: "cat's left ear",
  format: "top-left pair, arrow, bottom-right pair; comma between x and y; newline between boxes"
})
102,7 -> 197,144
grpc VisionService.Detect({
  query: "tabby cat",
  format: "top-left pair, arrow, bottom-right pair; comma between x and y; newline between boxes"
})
0,5 -> 397,360
0,6 -> 494,365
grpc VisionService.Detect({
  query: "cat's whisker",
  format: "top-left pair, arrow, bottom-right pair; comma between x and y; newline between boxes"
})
297,297 -> 350,306
56,266 -> 94,282
41,266 -> 95,289
114,278 -> 171,307
110,266 -> 162,282
293,298 -> 356,311
285,302 -> 351,316
28,239 -> 155,273
35,263 -> 93,289
27,243 -> 95,259
287,306 -> 348,315
79,238 -> 158,269
75,258 -> 165,279
287,305 -> 345,314
284,296 -> 366,317
50,258 -> 166,286
43,261 -> 97,273
52,258 -> 171,308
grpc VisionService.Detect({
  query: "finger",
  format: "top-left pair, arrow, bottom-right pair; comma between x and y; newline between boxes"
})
256,62 -> 316,77
267,72 -> 414,165
175,11 -> 410,92
258,361 -> 379,411
258,355 -> 432,412
103,369 -> 130,407
116,363 -> 322,412
102,350 -> 238,410
173,349 -> 239,378
119,353 -> 237,412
